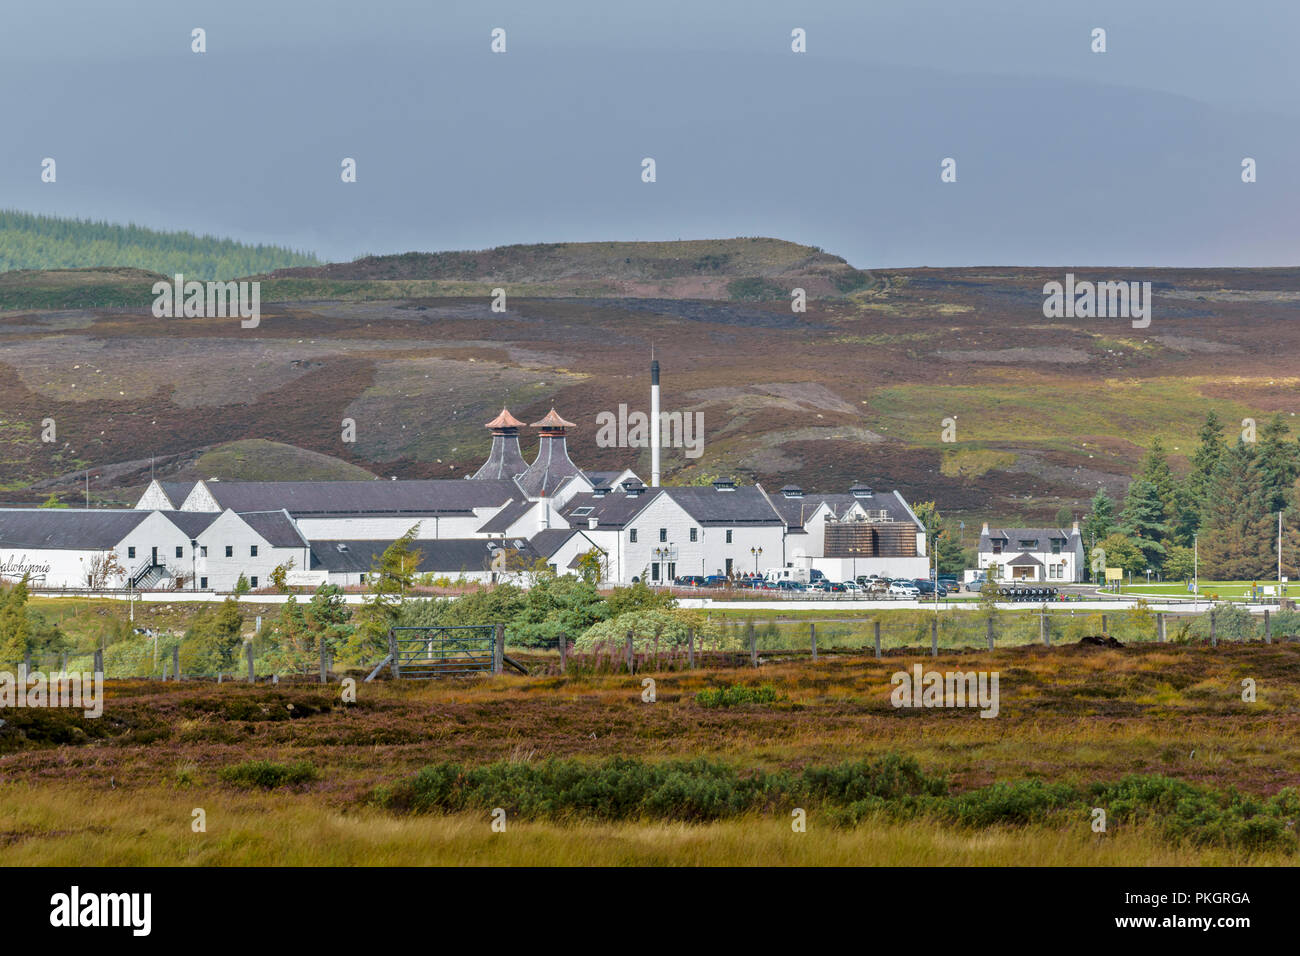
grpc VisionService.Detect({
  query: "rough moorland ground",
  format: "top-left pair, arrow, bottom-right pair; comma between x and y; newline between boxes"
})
1,642 -> 1297,864
4,253 -> 1299,525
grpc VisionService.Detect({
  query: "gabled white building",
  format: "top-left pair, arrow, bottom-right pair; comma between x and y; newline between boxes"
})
977,522 -> 1085,583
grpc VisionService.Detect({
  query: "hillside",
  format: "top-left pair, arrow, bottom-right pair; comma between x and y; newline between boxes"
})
3,239 -> 1299,526
0,210 -> 319,279
260,237 -> 874,300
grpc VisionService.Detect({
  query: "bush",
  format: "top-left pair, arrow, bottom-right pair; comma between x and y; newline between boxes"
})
219,759 -> 319,789
1186,604 -> 1257,642
695,684 -> 780,708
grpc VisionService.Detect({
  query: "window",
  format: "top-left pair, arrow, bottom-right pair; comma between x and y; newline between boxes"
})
725,530 -> 733,544
175,546 -> 184,559
991,540 -> 1003,554
1019,539 -> 1036,550
651,562 -> 660,582
630,529 -> 638,543
199,577 -> 208,589
225,545 -> 233,557
250,545 -> 258,557
659,528 -> 667,542
1051,539 -> 1063,555
250,576 -> 258,589
200,546 -> 208,557
689,528 -> 698,542
127,547 -> 136,559
667,562 -> 676,580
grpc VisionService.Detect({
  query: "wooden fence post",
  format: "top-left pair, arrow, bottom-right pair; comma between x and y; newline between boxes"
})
687,628 -> 695,669
1264,609 -> 1272,645
558,633 -> 568,674
246,641 -> 255,682
162,657 -> 170,681
320,639 -> 328,683
986,617 -> 995,652
874,620 -> 881,660
1209,610 -> 1217,647
625,630 -> 634,674
60,651 -> 68,674
173,644 -> 181,681
930,618 -> 938,657
749,622 -> 758,668
1101,614 -> 1108,637
493,623 -> 505,675
93,648 -> 103,680
810,622 -> 817,662
1157,612 -> 1166,643
1041,612 -> 1050,647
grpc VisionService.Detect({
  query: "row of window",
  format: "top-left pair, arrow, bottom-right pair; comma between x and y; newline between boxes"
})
127,544 -> 260,560
630,528 -> 728,544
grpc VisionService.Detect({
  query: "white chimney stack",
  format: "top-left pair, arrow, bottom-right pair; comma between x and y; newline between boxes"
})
650,357 -> 661,487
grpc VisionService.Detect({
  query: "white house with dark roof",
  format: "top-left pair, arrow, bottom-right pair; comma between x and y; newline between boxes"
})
977,522 -> 1085,583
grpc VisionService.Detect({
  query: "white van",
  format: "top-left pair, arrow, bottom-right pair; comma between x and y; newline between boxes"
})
763,566 -> 810,585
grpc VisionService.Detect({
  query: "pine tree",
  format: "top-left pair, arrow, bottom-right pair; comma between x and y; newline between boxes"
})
1186,411 -> 1226,508
1138,439 -> 1177,521
1253,413 -> 1299,515
1082,488 -> 1115,555
1199,441 -> 1275,579
1120,477 -> 1170,570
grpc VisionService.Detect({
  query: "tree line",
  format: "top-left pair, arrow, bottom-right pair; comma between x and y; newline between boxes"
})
0,209 -> 319,279
1082,411 -> 1300,582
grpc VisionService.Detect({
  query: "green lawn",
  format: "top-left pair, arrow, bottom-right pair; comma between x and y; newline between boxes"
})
1112,580 -> 1291,600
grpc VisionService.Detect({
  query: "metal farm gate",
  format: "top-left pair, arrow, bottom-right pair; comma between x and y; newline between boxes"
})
381,625 -> 502,679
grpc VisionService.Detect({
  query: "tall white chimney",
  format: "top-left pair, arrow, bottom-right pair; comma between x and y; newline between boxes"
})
650,357 -> 661,487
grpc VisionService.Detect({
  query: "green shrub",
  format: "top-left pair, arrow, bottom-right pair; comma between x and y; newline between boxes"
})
695,684 -> 780,708
219,759 -> 319,789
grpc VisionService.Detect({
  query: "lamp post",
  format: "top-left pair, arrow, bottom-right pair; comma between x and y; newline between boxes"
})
751,546 -> 762,574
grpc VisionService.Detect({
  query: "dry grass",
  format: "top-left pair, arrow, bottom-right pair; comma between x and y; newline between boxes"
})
2,643 -> 1297,864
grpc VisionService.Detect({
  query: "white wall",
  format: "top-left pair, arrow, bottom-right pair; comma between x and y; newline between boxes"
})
191,511 -> 309,592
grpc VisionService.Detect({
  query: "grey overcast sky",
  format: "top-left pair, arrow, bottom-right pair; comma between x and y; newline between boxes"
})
2,0 -> 1297,266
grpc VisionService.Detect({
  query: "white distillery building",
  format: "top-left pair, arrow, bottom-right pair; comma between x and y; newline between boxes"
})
3,365 -> 931,592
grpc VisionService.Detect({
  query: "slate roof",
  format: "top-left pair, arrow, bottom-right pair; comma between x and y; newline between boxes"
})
476,499 -> 533,534
517,436 -> 584,498
161,512 -> 221,539
661,486 -> 784,526
0,508 -> 151,550
530,528 -> 598,559
559,489 -> 663,529
238,510 -> 309,548
309,537 -> 540,574
197,479 -> 521,516
1007,552 -> 1044,567
981,527 -> 1079,552
158,482 -> 198,508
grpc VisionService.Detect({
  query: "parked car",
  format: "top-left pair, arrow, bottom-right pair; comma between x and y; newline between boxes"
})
914,580 -> 948,598
808,580 -> 831,593
702,575 -> 729,588
889,581 -> 921,597
674,575 -> 706,587
841,581 -> 863,593
936,575 -> 959,591
776,579 -> 806,591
